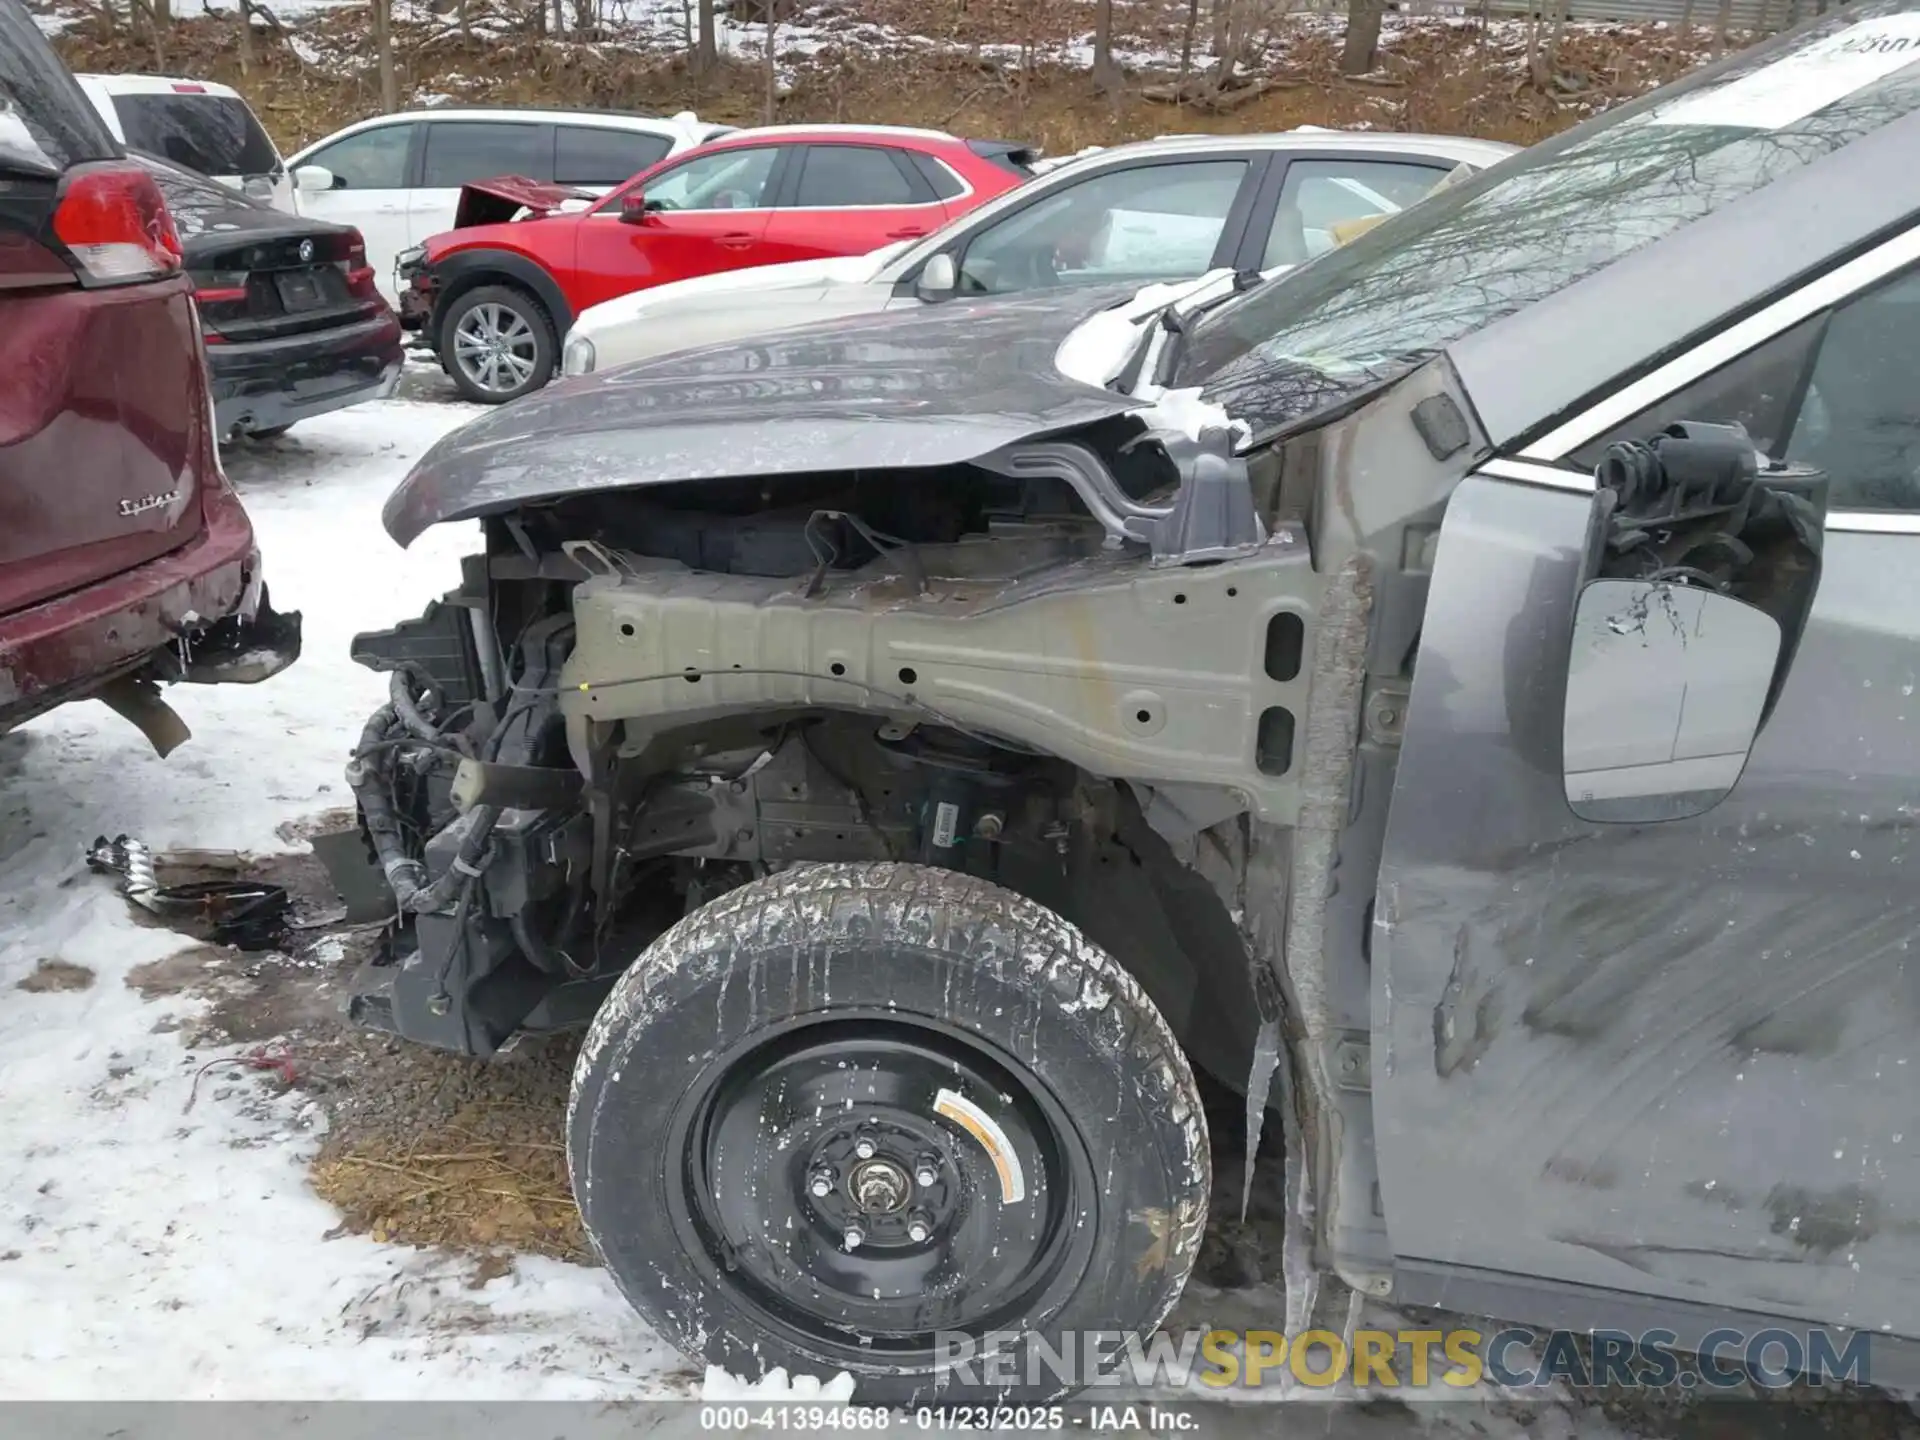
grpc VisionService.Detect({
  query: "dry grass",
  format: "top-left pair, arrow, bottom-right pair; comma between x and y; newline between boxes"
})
15,958 -> 96,993
50,7 -> 1717,157
306,1036 -> 591,1261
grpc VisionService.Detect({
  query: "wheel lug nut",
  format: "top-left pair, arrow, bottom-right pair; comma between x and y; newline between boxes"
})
808,1169 -> 834,1198
843,1225 -> 865,1250
853,1137 -> 877,1160
907,1215 -> 932,1243
915,1160 -> 939,1187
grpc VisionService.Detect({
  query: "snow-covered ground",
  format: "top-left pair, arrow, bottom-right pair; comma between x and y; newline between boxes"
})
0,399 -> 691,1401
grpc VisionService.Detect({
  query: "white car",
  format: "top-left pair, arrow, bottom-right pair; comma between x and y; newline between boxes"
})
285,108 -> 731,302
74,73 -> 291,211
560,130 -> 1517,378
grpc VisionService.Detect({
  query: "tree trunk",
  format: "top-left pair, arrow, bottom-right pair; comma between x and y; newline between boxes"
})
1092,0 -> 1118,88
1522,0 -> 1544,86
695,0 -> 717,70
236,0 -> 254,73
1713,0 -> 1732,55
762,3 -> 776,124
1544,0 -> 1567,72
1178,0 -> 1200,86
1341,0 -> 1382,75
373,0 -> 399,111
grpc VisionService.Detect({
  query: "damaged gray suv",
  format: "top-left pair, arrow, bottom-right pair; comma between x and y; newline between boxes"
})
342,0 -> 1920,1402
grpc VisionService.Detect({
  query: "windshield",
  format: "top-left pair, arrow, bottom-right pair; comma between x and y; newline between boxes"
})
112,93 -> 279,178
1178,1 -> 1920,433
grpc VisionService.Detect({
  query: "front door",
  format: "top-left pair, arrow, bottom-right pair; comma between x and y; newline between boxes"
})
570,145 -> 786,313
1373,236 -> 1920,1338
296,120 -> 418,303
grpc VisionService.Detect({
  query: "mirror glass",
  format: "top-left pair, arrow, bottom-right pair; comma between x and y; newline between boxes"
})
916,252 -> 957,300
1563,579 -> 1782,823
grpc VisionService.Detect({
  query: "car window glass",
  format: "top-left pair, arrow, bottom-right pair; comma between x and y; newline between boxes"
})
308,123 -> 414,189
957,159 -> 1246,296
906,151 -> 966,200
1182,7 -> 1920,418
1568,319 -> 1823,472
640,146 -> 779,210
0,8 -> 116,174
422,121 -> 546,188
112,94 -> 279,177
1567,263 -> 1920,511
1263,159 -> 1450,269
794,145 -> 918,206
556,126 -> 671,187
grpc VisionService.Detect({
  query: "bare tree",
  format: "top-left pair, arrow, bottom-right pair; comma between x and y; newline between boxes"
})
1713,0 -> 1733,55
130,0 -> 166,68
1092,0 -> 1119,88
763,0 -> 776,123
694,0 -> 718,70
236,0 -> 254,72
1341,0 -> 1383,75
1178,0 -> 1200,87
372,0 -> 399,110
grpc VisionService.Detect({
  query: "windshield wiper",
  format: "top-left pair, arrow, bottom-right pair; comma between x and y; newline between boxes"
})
1150,270 -> 1262,389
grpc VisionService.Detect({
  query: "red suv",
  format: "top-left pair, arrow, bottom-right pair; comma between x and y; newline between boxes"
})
397,126 -> 1033,403
1,2 -> 298,754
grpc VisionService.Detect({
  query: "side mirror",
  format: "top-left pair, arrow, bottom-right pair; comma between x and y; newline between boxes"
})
915,251 -> 957,301
619,191 -> 652,225
1562,579 -> 1782,824
294,164 -> 336,194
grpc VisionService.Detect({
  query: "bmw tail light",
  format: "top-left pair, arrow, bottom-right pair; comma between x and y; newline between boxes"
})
52,163 -> 183,286
333,228 -> 378,298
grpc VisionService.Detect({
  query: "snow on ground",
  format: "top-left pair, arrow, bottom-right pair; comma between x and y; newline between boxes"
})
0,399 -> 686,1401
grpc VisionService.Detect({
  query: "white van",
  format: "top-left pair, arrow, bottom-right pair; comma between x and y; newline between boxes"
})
74,73 -> 291,212
285,108 -> 728,303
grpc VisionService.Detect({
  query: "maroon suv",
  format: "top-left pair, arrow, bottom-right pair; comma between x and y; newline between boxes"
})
1,3 -> 299,754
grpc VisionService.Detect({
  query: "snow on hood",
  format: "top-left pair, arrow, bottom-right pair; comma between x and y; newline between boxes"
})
1052,269 -> 1253,446
1052,269 -> 1238,390
570,241 -> 910,341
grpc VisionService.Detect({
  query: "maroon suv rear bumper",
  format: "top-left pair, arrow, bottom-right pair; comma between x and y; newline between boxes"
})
0,482 -> 300,732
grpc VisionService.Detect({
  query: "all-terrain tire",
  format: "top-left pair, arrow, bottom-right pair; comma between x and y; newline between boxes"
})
567,862 -> 1210,1407
438,282 -> 556,404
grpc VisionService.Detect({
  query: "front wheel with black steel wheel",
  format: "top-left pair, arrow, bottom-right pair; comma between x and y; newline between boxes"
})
567,863 -> 1209,1407
439,283 -> 555,404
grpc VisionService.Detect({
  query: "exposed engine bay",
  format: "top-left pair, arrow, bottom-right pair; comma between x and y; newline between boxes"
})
342,426 -> 1306,1080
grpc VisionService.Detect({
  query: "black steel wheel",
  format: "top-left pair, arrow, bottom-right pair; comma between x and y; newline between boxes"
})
568,863 -> 1209,1407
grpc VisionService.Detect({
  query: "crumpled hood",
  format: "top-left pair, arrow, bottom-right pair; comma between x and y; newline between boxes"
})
383,283 -> 1151,545
570,242 -> 909,340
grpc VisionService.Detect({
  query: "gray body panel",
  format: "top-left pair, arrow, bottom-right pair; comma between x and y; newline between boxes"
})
1374,472 -> 1920,1336
382,285 -> 1145,545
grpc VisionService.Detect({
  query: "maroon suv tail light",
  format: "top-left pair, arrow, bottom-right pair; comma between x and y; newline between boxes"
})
51,163 -> 183,287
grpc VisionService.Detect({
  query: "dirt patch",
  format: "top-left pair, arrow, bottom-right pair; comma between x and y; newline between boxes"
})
15,959 -> 95,993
